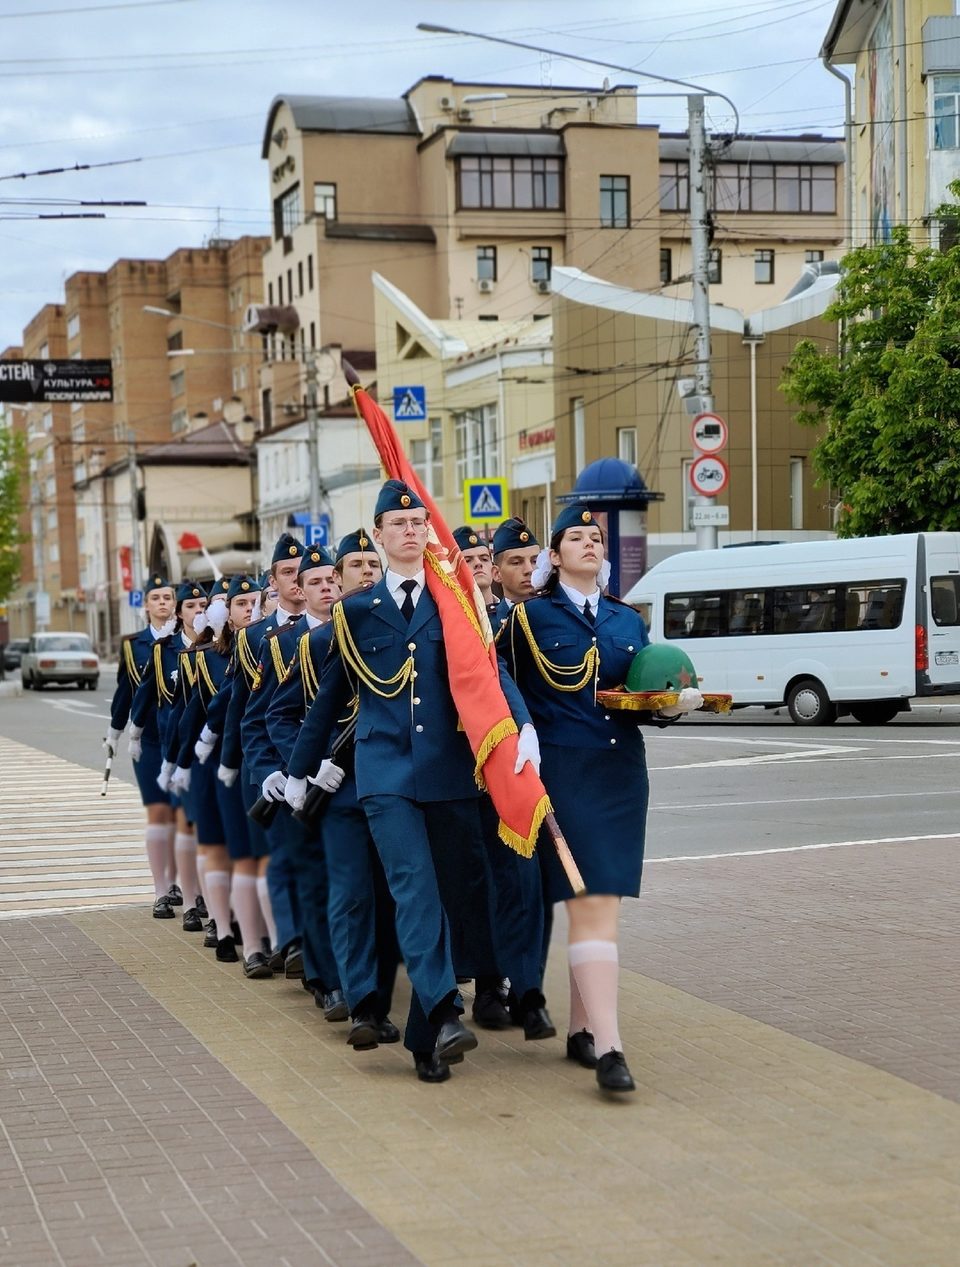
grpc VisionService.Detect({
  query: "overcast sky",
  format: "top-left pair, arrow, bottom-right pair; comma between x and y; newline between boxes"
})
0,0 -> 844,353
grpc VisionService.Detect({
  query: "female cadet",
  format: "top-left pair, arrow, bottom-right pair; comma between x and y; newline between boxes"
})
129,580 -> 208,928
105,573 -> 179,919
500,504 -> 699,1095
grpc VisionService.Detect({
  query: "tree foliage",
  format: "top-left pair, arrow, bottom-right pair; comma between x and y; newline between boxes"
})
781,201 -> 960,537
0,421 -> 27,604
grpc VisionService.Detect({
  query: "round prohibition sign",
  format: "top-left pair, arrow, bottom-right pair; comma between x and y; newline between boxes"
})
689,454 -> 729,497
691,412 -> 728,454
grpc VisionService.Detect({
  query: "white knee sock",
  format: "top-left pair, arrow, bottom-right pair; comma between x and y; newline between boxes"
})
196,853 -> 209,908
568,940 -> 621,1057
164,824 -> 177,889
204,869 -> 232,938
174,831 -> 199,906
145,824 -> 173,898
231,874 -> 261,958
256,876 -> 277,951
568,964 -> 590,1036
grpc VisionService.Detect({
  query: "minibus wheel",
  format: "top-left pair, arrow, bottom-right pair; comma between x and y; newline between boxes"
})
786,678 -> 837,725
850,701 -> 900,724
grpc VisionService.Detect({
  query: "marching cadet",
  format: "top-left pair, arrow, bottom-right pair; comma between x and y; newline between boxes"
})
283,481 -> 538,1083
267,530 -> 401,1047
240,546 -> 343,995
105,573 -> 179,919
452,525 -> 498,616
491,517 -> 541,628
499,504 -> 699,1095
129,580 -> 208,930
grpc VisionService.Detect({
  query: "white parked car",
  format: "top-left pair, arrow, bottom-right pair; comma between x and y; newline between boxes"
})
21,632 -> 100,690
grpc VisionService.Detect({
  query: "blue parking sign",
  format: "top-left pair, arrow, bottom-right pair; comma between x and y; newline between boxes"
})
393,385 -> 426,421
128,589 -> 144,608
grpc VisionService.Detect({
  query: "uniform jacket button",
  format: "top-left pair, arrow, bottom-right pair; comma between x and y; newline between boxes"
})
604,714 -> 611,721
408,642 -> 417,651
610,737 -> 617,745
415,724 -> 424,733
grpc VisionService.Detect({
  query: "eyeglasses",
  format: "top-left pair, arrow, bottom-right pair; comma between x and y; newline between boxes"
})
382,517 -> 428,532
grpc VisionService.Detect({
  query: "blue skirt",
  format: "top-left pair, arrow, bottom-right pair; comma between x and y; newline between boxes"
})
192,758 -> 226,846
133,734 -> 171,808
538,741 -> 649,903
217,774 -> 267,861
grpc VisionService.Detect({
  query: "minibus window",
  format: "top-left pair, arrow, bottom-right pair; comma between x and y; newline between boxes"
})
728,589 -> 768,635
665,592 -> 722,638
773,586 -> 838,633
931,577 -> 960,627
845,580 -> 904,630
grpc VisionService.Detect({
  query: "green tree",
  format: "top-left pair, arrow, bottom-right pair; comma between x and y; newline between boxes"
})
0,421 -> 27,604
781,209 -> 960,537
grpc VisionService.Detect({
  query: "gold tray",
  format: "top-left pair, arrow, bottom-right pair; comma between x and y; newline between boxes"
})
596,689 -> 733,714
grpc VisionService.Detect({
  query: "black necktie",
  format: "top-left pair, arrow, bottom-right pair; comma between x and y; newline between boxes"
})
399,578 -> 418,624
583,600 -> 595,625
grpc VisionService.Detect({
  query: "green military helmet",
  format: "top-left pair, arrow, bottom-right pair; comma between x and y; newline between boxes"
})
625,643 -> 698,693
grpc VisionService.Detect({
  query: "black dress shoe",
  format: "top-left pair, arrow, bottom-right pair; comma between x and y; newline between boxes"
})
523,1006 -> 557,1041
319,988 -> 349,1021
152,895 -> 175,919
414,1052 -> 451,1083
472,988 -> 512,1030
194,895 -> 208,920
203,920 -> 218,948
215,935 -> 239,963
377,1018 -> 401,1044
284,947 -> 304,978
596,1050 -> 636,1093
230,919 -> 243,945
347,1015 -> 379,1050
243,951 -> 273,979
268,947 -> 286,973
182,907 -> 203,933
435,1018 -> 478,1063
566,1030 -> 598,1069
261,936 -> 272,957
167,884 -> 183,907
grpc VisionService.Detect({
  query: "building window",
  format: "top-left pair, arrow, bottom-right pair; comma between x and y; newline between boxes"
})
232,366 -> 247,391
313,182 -> 337,219
708,248 -> 722,284
411,418 -> 445,498
755,249 -> 775,284
171,409 -> 188,433
277,275 -> 283,305
659,247 -> 673,284
170,370 -> 185,397
297,261 -> 304,296
66,313 -> 80,339
287,268 -> 293,304
454,404 -> 499,483
45,474 -> 56,498
617,427 -> 638,467
309,321 -> 316,349
166,330 -> 182,352
268,281 -> 274,304
476,246 -> 497,282
659,161 -> 689,212
805,249 -> 825,263
307,254 -> 314,290
790,458 -> 804,530
273,183 -> 301,239
457,156 -> 563,210
659,160 -> 836,214
934,75 -> 960,149
49,542 -> 59,564
531,246 -> 552,283
42,410 -> 53,433
261,387 -> 273,431
600,175 -> 630,227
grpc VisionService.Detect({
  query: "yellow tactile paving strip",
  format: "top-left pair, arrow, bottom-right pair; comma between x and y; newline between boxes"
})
72,907 -> 960,1267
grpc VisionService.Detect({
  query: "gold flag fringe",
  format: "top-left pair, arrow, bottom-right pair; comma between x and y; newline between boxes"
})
472,717 -> 519,789
497,793 -> 552,858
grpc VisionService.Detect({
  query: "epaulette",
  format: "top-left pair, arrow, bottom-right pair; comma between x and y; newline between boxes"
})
602,594 -> 633,609
236,626 -> 259,686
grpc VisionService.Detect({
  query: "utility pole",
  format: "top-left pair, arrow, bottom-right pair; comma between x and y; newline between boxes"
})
127,430 -> 142,587
688,94 -> 718,552
305,351 -> 321,523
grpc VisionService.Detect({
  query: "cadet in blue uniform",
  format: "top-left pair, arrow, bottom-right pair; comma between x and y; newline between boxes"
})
284,482 -> 538,1083
105,573 -> 179,919
241,546 -> 342,991
129,580 -> 208,930
500,504 -> 699,1095
491,516 -> 541,628
453,524 -> 498,618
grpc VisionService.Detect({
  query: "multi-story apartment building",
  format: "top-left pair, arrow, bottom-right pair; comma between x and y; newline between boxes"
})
822,0 -> 960,245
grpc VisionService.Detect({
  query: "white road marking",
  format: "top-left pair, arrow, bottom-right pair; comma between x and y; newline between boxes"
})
651,787 -> 960,812
649,832 -> 959,864
38,698 -> 111,721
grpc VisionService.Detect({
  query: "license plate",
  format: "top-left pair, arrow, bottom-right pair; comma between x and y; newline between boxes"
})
935,651 -> 959,666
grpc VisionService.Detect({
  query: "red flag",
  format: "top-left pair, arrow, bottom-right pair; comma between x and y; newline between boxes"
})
346,371 -> 550,856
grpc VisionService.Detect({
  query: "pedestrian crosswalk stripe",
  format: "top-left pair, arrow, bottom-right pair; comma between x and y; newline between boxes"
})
0,736 -> 152,920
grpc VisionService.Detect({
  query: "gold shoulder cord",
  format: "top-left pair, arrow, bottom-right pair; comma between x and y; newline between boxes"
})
269,635 -> 287,685
154,641 -> 174,707
123,639 -> 141,688
514,602 -> 600,694
298,630 -> 319,705
331,602 -> 414,699
179,650 -> 196,695
237,628 -> 259,687
195,649 -> 217,699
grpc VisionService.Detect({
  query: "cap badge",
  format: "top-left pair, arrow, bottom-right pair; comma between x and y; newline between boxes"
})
359,535 -> 368,548
288,545 -> 298,556
519,531 -> 529,542
241,581 -> 250,591
400,494 -> 411,508
192,588 -> 200,597
311,551 -> 320,562
581,511 -> 592,523
468,534 -> 478,545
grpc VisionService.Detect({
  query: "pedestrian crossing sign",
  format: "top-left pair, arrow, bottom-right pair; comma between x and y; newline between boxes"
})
462,478 -> 508,522
393,384 -> 427,421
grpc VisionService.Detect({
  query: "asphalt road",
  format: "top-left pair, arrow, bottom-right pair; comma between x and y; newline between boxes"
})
1,675 -> 959,858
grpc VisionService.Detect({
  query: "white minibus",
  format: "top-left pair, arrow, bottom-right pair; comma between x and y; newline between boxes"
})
623,533 -> 960,724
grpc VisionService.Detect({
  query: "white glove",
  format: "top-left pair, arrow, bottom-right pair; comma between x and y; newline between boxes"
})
156,760 -> 175,793
283,775 -> 307,812
170,765 -> 191,794
308,759 -> 344,794
658,686 -> 704,718
103,726 -> 123,757
194,730 -> 217,764
261,770 -> 288,802
514,723 -> 541,776
128,735 -> 142,762
217,764 -> 238,788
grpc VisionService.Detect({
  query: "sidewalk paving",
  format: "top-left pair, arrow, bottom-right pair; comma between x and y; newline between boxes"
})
1,818 -> 958,1267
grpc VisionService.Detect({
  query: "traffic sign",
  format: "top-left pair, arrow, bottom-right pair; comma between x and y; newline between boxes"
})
393,385 -> 427,421
462,477 -> 508,522
128,589 -> 144,608
689,454 -> 729,497
691,412 -> 728,454
305,516 -> 330,547
691,504 -> 730,526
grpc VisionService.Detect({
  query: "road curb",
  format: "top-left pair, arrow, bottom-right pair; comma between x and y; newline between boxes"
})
0,681 -> 23,698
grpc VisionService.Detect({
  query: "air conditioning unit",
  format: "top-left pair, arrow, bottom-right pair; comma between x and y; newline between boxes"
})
439,95 -> 455,112
458,107 -> 473,122
477,278 -> 494,294
535,279 -> 551,294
